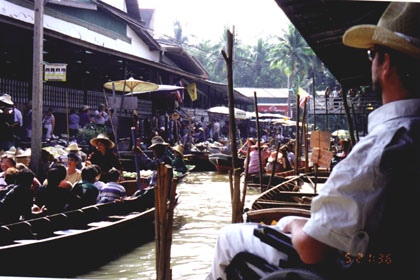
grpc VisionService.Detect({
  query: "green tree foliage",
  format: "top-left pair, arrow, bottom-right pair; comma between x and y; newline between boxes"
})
184,23 -> 337,91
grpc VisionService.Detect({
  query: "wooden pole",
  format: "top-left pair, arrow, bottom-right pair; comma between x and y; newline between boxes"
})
221,29 -> 238,170
304,116 -> 309,173
253,91 -> 264,193
155,163 -> 175,280
267,142 -> 281,190
341,89 -> 356,147
324,87 -> 329,131
351,102 -> 360,142
294,92 -> 300,175
312,72 -> 316,130
65,91 -> 69,144
222,28 -> 243,223
30,0 -> 44,177
240,146 -> 251,212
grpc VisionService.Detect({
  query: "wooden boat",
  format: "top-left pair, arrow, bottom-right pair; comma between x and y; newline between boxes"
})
246,207 -> 311,224
0,188 -> 174,277
208,153 -> 244,173
121,165 -> 195,195
184,151 -> 216,171
250,174 -> 328,211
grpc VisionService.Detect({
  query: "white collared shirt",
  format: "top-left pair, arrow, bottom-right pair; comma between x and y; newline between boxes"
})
304,99 -> 420,256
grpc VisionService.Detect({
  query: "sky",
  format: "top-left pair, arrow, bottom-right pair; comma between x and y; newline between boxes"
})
138,0 -> 291,46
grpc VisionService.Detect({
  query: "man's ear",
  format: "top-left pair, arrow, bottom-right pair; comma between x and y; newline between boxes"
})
381,52 -> 392,80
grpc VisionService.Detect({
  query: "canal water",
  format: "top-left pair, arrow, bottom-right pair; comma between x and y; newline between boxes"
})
79,172 -> 260,280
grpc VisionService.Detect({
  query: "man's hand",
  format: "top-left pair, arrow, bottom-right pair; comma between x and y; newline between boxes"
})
132,146 -> 143,156
283,218 -> 333,264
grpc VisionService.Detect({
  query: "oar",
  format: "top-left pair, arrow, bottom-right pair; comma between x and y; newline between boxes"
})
131,127 -> 142,190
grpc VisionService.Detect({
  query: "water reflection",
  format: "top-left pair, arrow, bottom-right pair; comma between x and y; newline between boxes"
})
79,172 -> 259,280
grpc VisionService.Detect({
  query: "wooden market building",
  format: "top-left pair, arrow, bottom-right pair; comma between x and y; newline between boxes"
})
0,0 -> 252,138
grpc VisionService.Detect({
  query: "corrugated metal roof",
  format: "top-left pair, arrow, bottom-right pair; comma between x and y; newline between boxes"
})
235,88 -> 289,98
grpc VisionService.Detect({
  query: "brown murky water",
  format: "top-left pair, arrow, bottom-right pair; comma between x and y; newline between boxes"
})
79,172 -> 259,280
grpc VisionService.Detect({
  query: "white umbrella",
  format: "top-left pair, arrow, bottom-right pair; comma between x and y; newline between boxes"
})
331,129 -> 350,138
207,106 -> 248,119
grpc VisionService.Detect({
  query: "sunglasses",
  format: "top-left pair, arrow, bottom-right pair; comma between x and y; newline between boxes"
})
367,49 -> 377,62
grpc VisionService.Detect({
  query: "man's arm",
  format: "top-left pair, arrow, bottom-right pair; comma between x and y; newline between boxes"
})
283,219 -> 335,264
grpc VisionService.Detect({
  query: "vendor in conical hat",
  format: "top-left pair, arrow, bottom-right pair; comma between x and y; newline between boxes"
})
171,145 -> 187,174
87,133 -> 121,182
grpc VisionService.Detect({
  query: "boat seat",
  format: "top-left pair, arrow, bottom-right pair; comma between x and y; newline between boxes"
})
5,221 -> 34,240
96,201 -> 125,219
81,205 -> 101,224
47,213 -> 69,231
29,217 -> 54,239
0,226 -> 13,246
65,209 -> 88,229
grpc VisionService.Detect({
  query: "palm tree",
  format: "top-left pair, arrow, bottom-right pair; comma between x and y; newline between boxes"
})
269,25 -> 312,116
173,20 -> 188,45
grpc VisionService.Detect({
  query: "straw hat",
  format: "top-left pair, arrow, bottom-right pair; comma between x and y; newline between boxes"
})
148,136 -> 169,149
172,145 -> 184,156
172,112 -> 180,120
343,2 -> 420,59
81,105 -> 89,112
90,134 -> 115,149
0,94 -> 13,105
65,142 -> 82,152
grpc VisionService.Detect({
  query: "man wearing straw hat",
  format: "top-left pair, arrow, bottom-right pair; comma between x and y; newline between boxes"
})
208,3 -> 420,279
133,136 -> 172,186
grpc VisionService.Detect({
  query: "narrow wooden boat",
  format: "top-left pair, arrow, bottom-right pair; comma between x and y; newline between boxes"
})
184,151 -> 216,171
250,174 -> 327,211
246,207 -> 311,224
0,189 -> 174,277
208,153 -> 244,173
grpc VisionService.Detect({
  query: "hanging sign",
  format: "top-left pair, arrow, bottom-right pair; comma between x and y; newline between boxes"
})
44,63 -> 67,82
310,147 -> 334,168
310,131 -> 331,150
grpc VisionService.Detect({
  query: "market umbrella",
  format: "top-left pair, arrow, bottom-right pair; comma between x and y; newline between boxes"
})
331,129 -> 350,138
104,77 -> 158,94
126,84 -> 185,96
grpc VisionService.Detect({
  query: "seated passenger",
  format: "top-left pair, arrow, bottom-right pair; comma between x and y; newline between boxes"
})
35,167 -> 80,214
208,4 -> 420,279
65,153 -> 82,185
72,165 -> 99,207
0,168 -> 35,224
97,168 -> 126,203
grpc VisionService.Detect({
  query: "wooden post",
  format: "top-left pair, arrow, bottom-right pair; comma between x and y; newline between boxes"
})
324,87 -> 329,131
222,28 -> 243,223
30,0 -> 44,176
155,163 -> 176,280
65,91 -> 69,144
240,146 -> 251,211
341,89 -> 356,147
221,29 -> 238,170
267,142 -> 281,190
304,117 -> 309,173
294,92 -> 300,175
131,127 -> 142,191
351,102 -> 359,142
312,72 -> 316,130
253,92 -> 264,192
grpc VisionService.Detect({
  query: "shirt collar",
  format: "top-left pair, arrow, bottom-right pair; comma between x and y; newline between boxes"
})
368,99 -> 420,133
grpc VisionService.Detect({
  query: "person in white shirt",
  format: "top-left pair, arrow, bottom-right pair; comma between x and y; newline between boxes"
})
208,3 -> 420,279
